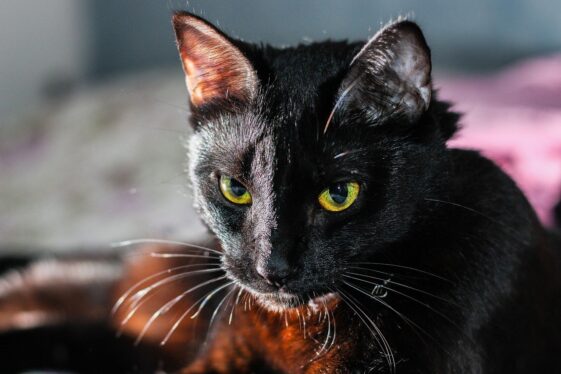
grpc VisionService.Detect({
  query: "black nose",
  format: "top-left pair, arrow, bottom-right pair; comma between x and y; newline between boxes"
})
256,262 -> 291,289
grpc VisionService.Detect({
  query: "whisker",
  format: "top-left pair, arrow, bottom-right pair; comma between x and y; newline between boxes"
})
126,267 -> 224,312
318,303 -> 331,356
345,290 -> 396,372
112,262 -> 221,315
134,275 -> 228,345
150,252 -> 220,259
344,279 -> 461,359
323,76 -> 361,134
336,287 -> 395,373
229,287 -> 244,325
329,308 -> 337,353
424,197 -> 528,244
207,286 -> 237,334
110,238 -> 223,256
344,275 -> 465,341
301,301 -> 308,338
160,281 -> 234,346
350,262 -> 452,283
303,301 -> 332,368
424,198 -> 499,224
191,282 -> 233,319
118,267 -> 224,328
347,265 -> 432,283
345,271 -> 459,307
243,292 -> 250,311
333,148 -> 368,160
342,278 -> 432,345
345,288 -> 394,363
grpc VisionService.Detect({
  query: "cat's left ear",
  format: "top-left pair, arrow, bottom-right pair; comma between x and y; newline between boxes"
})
172,12 -> 258,108
340,20 -> 431,122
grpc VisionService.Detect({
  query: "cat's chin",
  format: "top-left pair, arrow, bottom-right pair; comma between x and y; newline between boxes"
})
251,290 -> 340,313
252,291 -> 301,312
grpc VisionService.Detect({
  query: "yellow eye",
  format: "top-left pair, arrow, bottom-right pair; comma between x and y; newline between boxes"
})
219,175 -> 252,205
318,181 -> 360,212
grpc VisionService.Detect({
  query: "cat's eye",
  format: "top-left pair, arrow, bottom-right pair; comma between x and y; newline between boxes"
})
318,181 -> 360,212
219,175 -> 252,205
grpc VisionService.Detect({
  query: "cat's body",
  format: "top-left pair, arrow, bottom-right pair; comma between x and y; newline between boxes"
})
1,11 -> 560,374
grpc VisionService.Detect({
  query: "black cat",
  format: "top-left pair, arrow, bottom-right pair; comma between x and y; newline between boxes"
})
1,11 -> 560,374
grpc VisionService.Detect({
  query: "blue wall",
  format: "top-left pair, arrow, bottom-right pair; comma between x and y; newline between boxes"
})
87,0 -> 561,78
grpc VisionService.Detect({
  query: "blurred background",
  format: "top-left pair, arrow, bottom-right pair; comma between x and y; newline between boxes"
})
1,0 -> 560,250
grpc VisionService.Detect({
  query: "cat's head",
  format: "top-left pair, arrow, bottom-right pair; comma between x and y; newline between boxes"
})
172,12 -> 457,311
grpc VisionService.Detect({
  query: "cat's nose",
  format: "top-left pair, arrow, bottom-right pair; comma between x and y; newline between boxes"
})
256,261 -> 290,289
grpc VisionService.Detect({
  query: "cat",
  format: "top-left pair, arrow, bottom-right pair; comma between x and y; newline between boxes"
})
1,10 -> 561,374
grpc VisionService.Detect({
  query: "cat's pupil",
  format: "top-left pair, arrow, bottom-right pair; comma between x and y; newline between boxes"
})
329,183 -> 348,204
230,179 -> 247,197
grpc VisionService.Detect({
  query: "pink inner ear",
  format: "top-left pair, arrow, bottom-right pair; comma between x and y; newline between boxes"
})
174,15 -> 257,107
183,58 -> 205,106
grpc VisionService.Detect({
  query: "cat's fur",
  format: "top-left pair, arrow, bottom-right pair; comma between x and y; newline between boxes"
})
1,11 -> 560,374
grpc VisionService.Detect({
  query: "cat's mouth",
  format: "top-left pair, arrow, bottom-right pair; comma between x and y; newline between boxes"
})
248,288 -> 339,312
222,261 -> 339,312
253,291 -> 301,311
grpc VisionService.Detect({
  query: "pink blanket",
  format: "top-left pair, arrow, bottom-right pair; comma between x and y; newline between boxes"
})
439,55 -> 561,226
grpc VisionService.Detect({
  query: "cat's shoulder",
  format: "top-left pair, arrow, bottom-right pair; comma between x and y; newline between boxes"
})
447,147 -> 521,193
444,147 -> 538,231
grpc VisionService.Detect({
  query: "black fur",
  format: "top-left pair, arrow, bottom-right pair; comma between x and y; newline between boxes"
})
184,14 -> 561,372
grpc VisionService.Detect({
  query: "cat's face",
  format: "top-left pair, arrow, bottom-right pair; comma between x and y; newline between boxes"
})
173,12 -> 453,311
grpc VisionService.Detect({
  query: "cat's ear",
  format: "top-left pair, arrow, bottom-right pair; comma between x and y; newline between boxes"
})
340,20 -> 431,122
172,12 -> 258,108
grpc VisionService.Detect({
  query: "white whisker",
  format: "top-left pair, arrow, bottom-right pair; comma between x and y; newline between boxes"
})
337,287 -> 395,373
134,275 -> 227,345
160,281 -> 234,346
191,281 -> 232,319
207,286 -> 237,333
229,287 -> 244,325
150,252 -> 220,259
343,275 -> 464,341
350,262 -> 452,283
423,198 -> 527,244
343,278 -> 431,347
112,262 -> 221,315
343,278 -> 460,358
346,271 -> 458,307
110,238 -> 223,256
127,267 -> 223,312
319,303 -> 331,356
323,76 -> 361,134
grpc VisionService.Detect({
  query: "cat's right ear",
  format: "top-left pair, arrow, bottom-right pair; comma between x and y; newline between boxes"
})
172,12 -> 258,109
